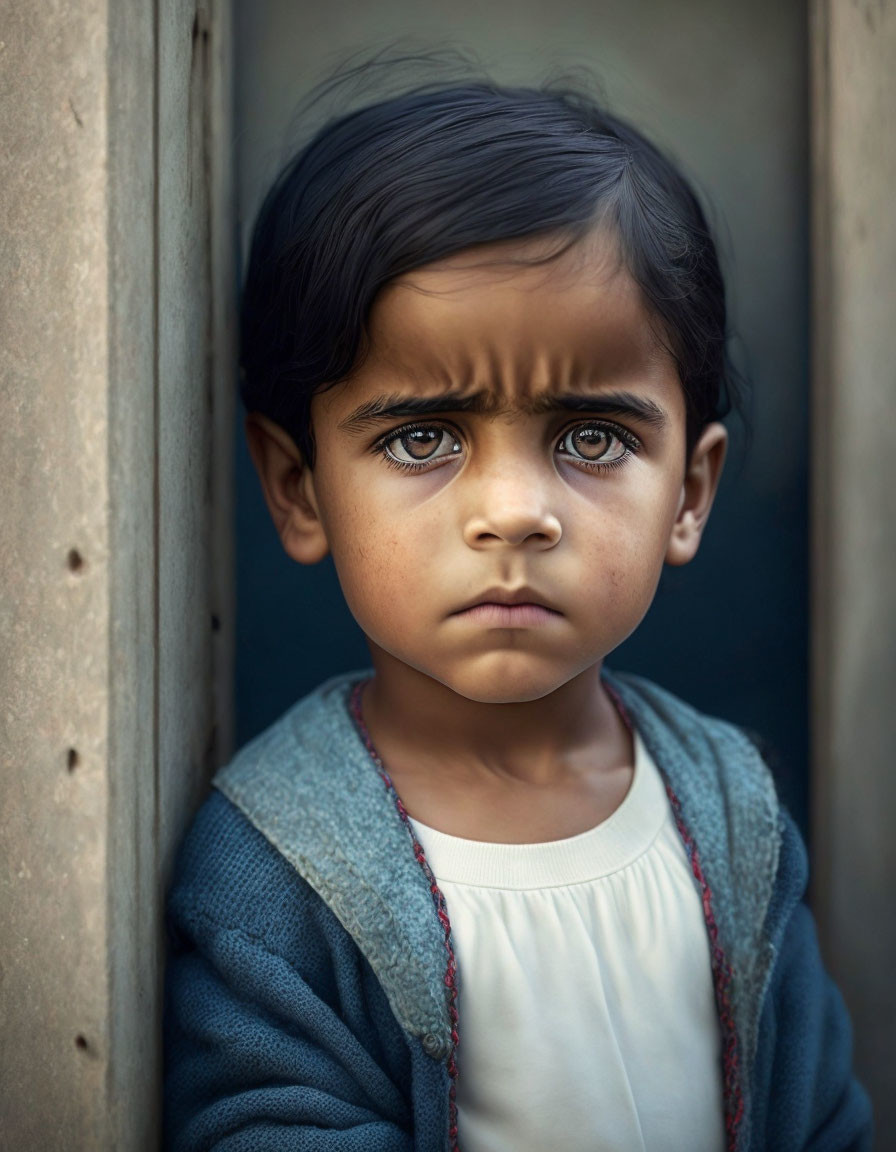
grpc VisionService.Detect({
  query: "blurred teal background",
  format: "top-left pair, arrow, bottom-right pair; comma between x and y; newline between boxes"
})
233,0 -> 810,835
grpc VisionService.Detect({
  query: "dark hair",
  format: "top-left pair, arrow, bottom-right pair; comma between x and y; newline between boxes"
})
241,78 -> 740,464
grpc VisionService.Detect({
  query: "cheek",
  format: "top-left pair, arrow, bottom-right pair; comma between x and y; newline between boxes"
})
321,501 -> 424,622
576,487 -> 677,595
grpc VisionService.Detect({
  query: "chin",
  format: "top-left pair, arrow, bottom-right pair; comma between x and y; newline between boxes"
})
432,655 -> 585,705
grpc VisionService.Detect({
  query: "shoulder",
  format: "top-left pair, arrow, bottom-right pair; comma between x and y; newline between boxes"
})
605,668 -> 784,828
205,665 -> 426,920
213,667 -> 372,800
604,668 -> 788,887
167,668 -> 374,956
207,664 -> 407,908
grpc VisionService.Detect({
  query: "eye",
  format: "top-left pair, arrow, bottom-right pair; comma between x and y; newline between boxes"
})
556,423 -> 637,467
379,423 -> 463,469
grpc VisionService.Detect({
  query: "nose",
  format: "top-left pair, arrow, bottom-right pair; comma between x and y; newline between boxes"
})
462,461 -> 562,550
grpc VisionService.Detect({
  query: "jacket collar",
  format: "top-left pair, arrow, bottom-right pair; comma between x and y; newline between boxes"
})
215,669 -> 454,1058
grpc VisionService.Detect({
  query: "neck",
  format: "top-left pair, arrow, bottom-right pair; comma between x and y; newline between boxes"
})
361,647 -> 629,786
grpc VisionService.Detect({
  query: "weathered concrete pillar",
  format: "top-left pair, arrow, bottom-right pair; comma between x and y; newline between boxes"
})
810,0 -> 896,1136
0,1 -> 234,1147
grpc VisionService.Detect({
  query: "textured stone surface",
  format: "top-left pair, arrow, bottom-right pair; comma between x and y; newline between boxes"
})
0,2 -> 111,1146
0,1 -> 234,1147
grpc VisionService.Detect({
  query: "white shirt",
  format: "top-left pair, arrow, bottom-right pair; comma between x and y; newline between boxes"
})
409,730 -> 726,1152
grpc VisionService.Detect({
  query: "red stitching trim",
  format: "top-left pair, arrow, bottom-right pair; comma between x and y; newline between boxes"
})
664,780 -> 744,1152
349,680 -> 461,1151
601,677 -> 634,735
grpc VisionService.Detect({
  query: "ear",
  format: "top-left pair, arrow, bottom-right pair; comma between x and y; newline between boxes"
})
244,413 -> 330,564
665,422 -> 728,566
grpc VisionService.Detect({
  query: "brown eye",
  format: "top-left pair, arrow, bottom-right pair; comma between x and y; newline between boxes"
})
401,428 -> 444,459
558,425 -> 628,464
383,425 -> 463,466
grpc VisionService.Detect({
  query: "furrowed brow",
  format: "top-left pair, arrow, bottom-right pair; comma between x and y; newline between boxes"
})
339,391 -> 489,433
338,388 -> 668,434
531,391 -> 668,429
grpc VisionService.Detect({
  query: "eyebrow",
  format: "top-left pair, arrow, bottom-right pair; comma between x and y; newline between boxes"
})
338,389 -> 668,433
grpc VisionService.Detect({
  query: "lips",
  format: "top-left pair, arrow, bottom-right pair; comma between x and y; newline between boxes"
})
455,602 -> 560,627
451,586 -> 561,615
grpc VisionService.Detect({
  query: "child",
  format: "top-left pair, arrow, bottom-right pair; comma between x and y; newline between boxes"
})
163,75 -> 872,1151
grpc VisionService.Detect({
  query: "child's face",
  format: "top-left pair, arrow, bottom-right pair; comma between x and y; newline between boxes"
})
252,230 -> 726,704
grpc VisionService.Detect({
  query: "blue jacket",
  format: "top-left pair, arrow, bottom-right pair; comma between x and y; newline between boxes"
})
163,670 -> 872,1151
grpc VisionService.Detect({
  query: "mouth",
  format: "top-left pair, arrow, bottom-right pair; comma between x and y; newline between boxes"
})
450,586 -> 562,626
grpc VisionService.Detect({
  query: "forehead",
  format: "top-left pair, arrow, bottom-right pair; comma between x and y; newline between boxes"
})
349,229 -> 678,409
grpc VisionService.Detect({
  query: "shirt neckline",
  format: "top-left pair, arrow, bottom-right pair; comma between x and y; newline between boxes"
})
407,730 -> 670,890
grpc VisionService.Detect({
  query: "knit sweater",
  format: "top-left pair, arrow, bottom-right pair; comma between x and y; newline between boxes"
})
163,669 -> 873,1151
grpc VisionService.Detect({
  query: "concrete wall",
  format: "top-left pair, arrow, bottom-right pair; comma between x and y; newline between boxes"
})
810,0 -> 896,1137
0,1 -> 234,1146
